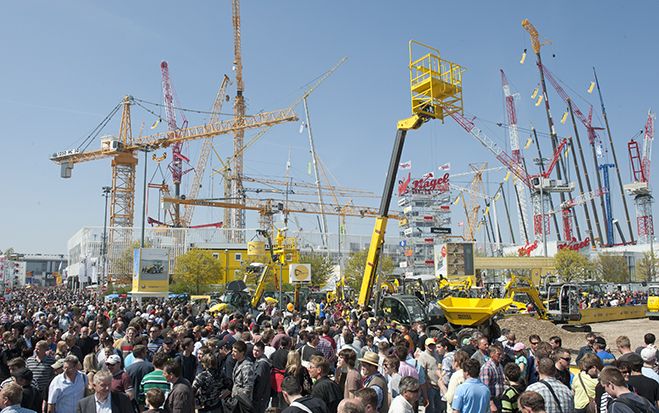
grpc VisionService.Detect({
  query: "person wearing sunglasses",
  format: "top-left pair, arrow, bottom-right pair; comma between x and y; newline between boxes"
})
552,349 -> 572,387
390,376 -> 420,413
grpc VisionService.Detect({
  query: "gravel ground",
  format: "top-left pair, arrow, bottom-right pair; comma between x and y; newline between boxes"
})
497,315 -> 659,355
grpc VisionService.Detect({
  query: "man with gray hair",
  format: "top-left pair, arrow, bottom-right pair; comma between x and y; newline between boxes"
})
75,370 -> 133,413
389,376 -> 420,413
47,355 -> 86,413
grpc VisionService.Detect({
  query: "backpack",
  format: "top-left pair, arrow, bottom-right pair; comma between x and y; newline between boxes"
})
612,396 -> 659,413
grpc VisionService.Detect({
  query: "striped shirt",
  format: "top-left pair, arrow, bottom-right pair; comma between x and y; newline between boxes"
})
26,355 -> 55,393
140,369 -> 171,406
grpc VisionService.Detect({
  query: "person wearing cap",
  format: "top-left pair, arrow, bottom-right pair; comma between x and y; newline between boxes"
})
513,343 -> 528,379
104,354 -> 133,400
47,355 -> 87,413
417,337 -> 442,413
594,337 -> 616,367
641,347 -> 659,384
359,351 -> 389,413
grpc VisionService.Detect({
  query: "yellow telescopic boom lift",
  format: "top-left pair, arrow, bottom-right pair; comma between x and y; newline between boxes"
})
358,41 -> 465,306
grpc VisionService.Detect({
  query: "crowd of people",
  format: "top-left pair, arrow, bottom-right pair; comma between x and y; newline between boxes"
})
0,286 -> 656,413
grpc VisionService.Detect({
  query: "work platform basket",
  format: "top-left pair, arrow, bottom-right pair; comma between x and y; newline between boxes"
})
408,40 -> 464,121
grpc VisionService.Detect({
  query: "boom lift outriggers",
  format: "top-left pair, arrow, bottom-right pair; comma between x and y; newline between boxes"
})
358,41 -> 465,307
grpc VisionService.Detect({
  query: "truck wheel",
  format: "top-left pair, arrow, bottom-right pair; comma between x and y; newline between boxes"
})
456,328 -> 477,347
562,324 -> 591,333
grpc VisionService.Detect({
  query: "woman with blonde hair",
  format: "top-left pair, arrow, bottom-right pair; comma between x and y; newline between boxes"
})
286,350 -> 313,396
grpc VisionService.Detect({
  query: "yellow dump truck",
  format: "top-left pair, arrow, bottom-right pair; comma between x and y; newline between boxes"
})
647,286 -> 659,320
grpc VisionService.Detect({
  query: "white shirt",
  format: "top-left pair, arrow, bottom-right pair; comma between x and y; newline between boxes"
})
95,393 -> 112,413
388,395 -> 413,413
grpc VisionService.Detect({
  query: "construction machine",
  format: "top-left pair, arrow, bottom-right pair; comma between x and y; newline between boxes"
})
358,41 -> 465,308
647,286 -> 659,320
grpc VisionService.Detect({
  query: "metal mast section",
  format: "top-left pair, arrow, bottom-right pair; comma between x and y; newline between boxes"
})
299,57 -> 348,250
599,163 -> 616,245
500,69 -> 529,244
229,0 -> 247,242
160,61 -> 190,227
108,97 -> 136,284
568,99 -> 603,246
532,128 -> 561,239
522,19 -> 571,211
626,111 -> 655,244
181,75 -> 231,227
450,111 -> 573,249
541,66 -> 610,246
593,68 -> 635,244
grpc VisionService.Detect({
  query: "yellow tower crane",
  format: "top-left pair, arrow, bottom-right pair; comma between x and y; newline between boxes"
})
50,97 -> 296,284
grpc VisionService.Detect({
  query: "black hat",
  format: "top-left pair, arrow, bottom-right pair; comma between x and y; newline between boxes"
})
595,337 -> 606,347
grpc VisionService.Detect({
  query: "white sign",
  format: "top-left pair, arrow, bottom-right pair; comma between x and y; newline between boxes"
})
289,264 -> 311,283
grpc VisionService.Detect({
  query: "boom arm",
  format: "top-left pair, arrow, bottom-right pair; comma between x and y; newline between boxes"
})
357,115 -> 426,307
50,104 -> 297,165
449,112 -> 534,189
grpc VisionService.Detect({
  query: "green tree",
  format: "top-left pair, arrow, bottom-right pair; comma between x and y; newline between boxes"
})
113,241 -> 154,287
343,249 -> 394,294
300,253 -> 335,287
173,249 -> 224,294
635,251 -> 658,282
595,253 -> 629,283
555,249 -> 594,282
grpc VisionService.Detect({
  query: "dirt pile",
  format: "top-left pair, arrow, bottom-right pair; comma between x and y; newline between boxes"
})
498,315 -> 586,351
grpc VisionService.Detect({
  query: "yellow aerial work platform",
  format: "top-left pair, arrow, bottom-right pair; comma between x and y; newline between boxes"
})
408,40 -> 464,121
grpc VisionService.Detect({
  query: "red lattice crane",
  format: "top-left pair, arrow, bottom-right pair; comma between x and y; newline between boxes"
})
627,110 -> 655,243
450,111 -> 571,238
160,61 -> 192,226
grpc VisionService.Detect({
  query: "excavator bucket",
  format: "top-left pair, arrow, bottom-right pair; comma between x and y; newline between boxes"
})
438,296 -> 513,326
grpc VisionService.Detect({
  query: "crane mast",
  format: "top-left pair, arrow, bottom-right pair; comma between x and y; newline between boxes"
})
181,75 -> 231,227
229,0 -> 247,242
501,69 -> 529,243
161,61 -> 190,227
626,110 -> 656,244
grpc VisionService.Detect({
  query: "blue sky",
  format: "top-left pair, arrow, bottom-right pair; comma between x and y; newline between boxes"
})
1,1 -> 658,254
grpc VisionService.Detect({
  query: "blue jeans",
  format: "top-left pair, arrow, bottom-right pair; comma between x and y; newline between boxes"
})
427,386 -> 443,413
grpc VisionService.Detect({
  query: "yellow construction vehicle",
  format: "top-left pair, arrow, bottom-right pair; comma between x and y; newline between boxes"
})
358,41 -> 464,308
647,286 -> 659,319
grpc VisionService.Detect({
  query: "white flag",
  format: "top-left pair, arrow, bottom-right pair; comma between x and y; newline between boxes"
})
422,171 -> 434,180
438,162 -> 451,171
399,160 -> 412,170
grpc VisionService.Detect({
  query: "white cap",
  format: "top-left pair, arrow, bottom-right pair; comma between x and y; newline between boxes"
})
641,347 -> 657,363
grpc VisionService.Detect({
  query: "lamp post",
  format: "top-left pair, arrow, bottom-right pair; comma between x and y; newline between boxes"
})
140,146 -> 153,248
101,186 -> 111,286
